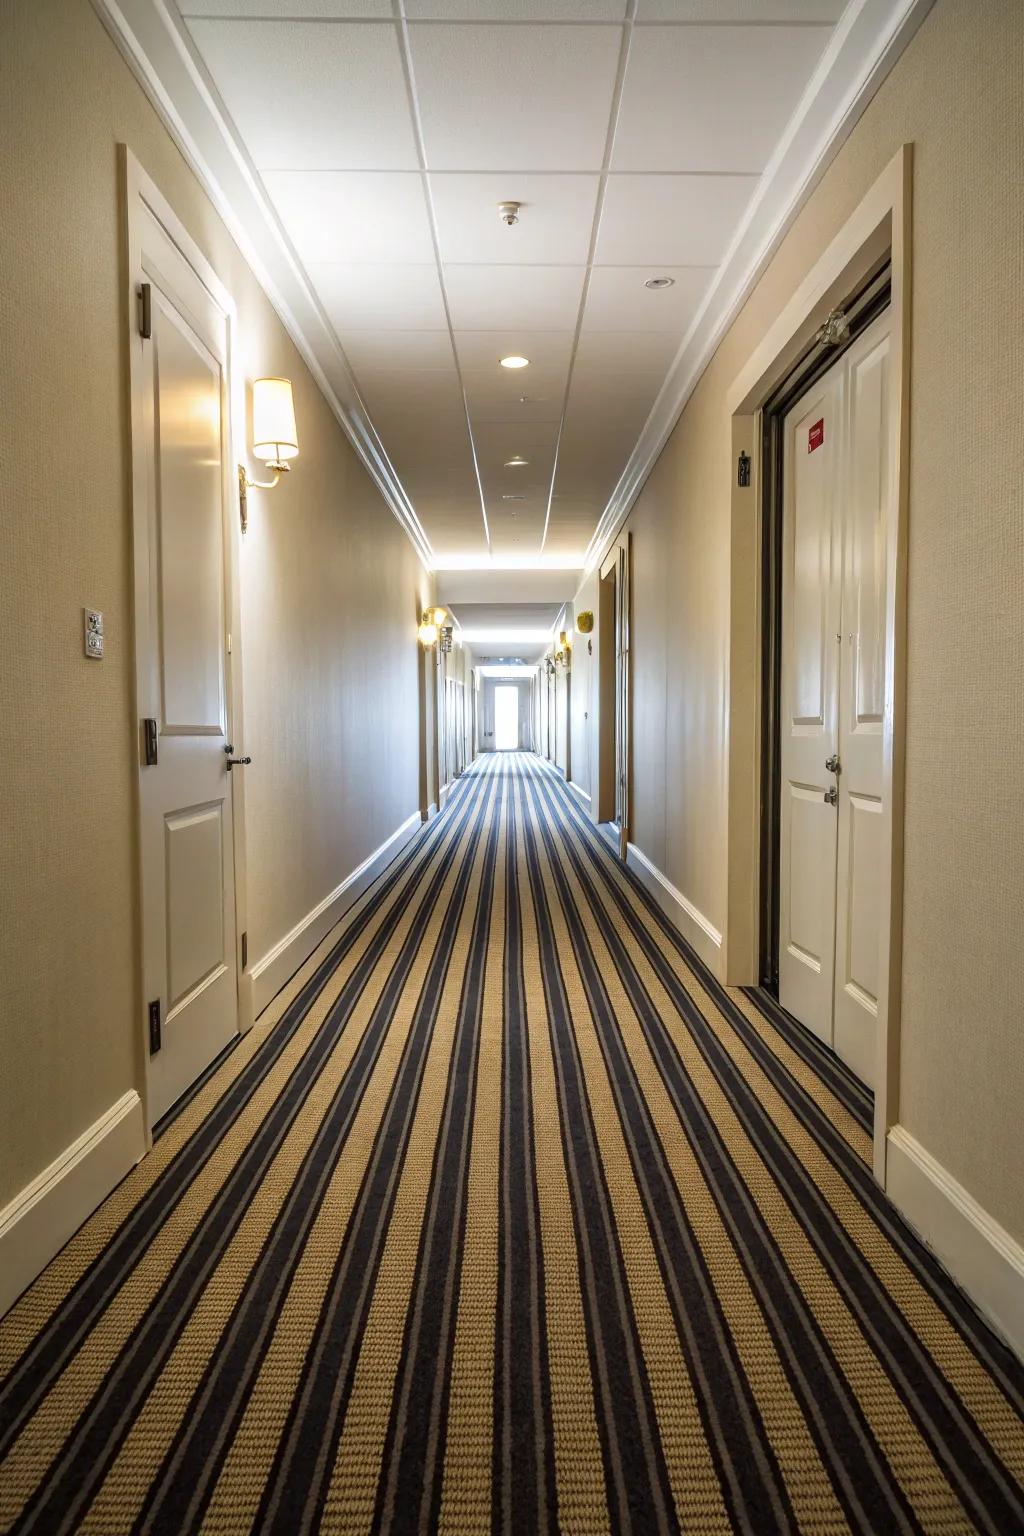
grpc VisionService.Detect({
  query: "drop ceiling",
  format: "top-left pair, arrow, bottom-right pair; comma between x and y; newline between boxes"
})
174,0 -> 855,569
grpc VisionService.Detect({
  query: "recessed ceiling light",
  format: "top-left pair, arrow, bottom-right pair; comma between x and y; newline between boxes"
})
504,455 -> 529,468
501,494 -> 526,500
645,276 -> 675,289
500,355 -> 530,369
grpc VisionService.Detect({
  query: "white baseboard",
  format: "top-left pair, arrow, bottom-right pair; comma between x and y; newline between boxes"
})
250,812 -> 421,1016
0,1091 -> 145,1318
887,1126 -> 1024,1361
625,842 -> 724,978
422,801 -> 438,823
568,780 -> 591,807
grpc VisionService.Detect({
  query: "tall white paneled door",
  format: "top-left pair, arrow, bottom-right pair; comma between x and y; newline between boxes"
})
778,309 -> 893,1088
125,154 -> 247,1129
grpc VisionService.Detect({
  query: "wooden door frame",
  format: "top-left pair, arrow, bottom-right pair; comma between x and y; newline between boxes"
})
123,148 -> 251,1141
726,146 -> 913,1184
598,535 -> 631,854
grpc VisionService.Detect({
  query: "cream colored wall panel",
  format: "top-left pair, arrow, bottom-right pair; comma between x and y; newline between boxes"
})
187,20 -> 417,171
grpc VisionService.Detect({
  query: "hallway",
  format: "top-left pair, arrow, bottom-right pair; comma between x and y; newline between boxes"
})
1,754 -> 1021,1534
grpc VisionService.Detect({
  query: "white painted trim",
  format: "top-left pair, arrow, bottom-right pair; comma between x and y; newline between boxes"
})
583,0 -> 933,575
568,780 -> 591,807
422,801 -> 439,823
625,842 -> 724,978
886,1127 -> 1024,1362
0,1092 -> 145,1318
250,813 -> 421,1016
91,0 -> 432,569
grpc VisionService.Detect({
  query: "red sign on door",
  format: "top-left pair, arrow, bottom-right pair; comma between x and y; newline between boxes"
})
808,418 -> 825,453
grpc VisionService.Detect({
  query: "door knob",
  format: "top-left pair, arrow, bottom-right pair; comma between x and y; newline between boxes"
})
825,753 -> 840,774
823,785 -> 838,806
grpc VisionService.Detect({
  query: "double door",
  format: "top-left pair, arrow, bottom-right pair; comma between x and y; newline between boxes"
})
778,310 -> 892,1087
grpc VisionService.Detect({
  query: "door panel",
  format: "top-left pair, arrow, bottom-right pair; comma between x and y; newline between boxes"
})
133,203 -> 239,1126
778,377 -> 841,1043
834,317 -> 891,1086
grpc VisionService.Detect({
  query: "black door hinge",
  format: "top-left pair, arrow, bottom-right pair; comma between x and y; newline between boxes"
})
737,451 -> 751,488
241,931 -> 248,969
142,717 -> 158,766
148,998 -> 162,1055
139,282 -> 152,339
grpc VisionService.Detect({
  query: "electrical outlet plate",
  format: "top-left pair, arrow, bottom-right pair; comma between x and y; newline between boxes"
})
84,608 -> 104,659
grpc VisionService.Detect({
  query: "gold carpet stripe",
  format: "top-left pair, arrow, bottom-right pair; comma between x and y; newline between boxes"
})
513,774 -> 611,1536
531,790 -> 738,1534
533,787 -> 850,1536
436,778 -> 506,1534
0,786 -> 489,1527
559,794 -> 1024,1472
318,773 -> 502,1536
0,794 -> 471,1373
552,808 -> 974,1531
197,776 -> 499,1536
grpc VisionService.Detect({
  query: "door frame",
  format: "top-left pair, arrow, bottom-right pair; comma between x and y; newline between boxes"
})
726,145 -> 912,1183
758,262 -> 892,996
123,147 -> 251,1142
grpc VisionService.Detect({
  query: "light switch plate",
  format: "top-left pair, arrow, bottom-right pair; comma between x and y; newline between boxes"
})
84,608 -> 104,659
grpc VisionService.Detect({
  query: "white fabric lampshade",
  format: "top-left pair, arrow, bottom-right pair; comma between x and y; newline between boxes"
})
252,377 -> 299,462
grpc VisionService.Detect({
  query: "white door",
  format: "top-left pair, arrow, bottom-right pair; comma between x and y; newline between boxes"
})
494,686 -> 519,750
778,310 -> 892,1086
130,192 -> 240,1125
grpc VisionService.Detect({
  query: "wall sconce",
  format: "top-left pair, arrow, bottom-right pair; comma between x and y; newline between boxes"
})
418,605 -> 449,646
576,610 -> 594,635
238,376 -> 299,533
554,630 -> 572,670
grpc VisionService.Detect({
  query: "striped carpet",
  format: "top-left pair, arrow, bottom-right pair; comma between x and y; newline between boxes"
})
1,754 -> 1022,1535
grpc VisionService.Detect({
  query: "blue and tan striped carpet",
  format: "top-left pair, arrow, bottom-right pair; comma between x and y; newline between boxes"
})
1,753 -> 1022,1533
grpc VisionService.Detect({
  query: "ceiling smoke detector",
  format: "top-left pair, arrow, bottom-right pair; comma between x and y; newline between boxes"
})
645,275 -> 675,289
498,200 -> 521,226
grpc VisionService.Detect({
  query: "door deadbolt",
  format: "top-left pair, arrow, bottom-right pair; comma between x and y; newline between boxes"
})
825,753 -> 840,774
823,785 -> 838,806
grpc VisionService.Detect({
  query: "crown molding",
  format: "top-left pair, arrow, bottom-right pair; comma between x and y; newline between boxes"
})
91,0 -> 434,570
582,0 -> 934,575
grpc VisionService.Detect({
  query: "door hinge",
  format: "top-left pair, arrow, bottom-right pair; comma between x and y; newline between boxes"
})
241,931 -> 248,969
737,451 -> 751,488
138,282 -> 152,339
142,717 -> 158,766
148,998 -> 162,1055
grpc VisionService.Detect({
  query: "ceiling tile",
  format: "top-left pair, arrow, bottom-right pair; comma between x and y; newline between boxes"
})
408,1 -> 625,15
182,2 -> 392,12
596,173 -> 759,265
430,174 -> 600,264
582,265 -> 712,331
612,24 -> 831,173
263,172 -> 434,263
408,24 -> 622,170
309,262 -> 448,329
573,329 -> 680,373
445,265 -> 585,330
339,330 -> 456,373
637,1 -> 842,18
461,368 -> 567,425
187,20 -> 417,170
453,331 -> 575,372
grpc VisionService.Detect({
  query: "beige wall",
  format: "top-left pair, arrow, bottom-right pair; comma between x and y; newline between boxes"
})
578,0 -> 1024,1240
0,0 -> 431,1206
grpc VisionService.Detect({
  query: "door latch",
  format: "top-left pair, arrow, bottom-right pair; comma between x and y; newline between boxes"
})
823,785 -> 838,806
224,743 -> 252,772
825,753 -> 840,774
